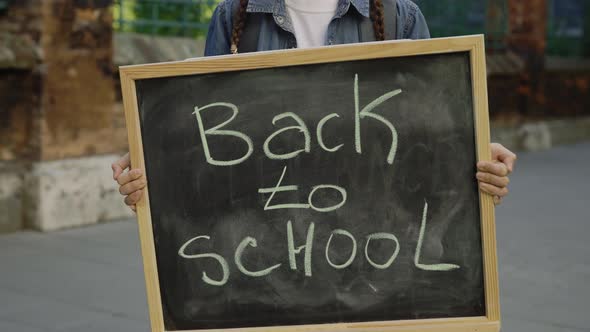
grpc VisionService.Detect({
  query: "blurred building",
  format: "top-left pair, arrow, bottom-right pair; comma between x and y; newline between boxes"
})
0,0 -> 589,233
0,0 -> 130,233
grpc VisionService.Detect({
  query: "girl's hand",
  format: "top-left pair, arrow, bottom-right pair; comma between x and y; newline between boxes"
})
111,153 -> 147,212
476,143 -> 517,206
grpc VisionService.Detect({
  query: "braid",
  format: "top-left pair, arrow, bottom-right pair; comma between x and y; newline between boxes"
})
230,0 -> 249,54
370,0 -> 385,41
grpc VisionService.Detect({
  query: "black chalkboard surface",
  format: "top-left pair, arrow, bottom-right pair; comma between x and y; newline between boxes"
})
120,36 -> 500,332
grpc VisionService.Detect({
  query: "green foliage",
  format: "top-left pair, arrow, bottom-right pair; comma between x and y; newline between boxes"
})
413,0 -> 488,37
113,0 -> 588,57
113,0 -> 221,38
0,0 -> 13,11
546,0 -> 588,57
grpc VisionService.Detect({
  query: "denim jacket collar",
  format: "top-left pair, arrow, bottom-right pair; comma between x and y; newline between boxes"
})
246,0 -> 370,18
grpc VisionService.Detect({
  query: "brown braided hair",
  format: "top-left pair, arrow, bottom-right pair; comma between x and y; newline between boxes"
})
230,0 -> 249,54
231,0 -> 386,54
370,0 -> 386,41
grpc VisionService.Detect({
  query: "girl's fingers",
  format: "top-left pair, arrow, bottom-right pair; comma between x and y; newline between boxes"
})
479,182 -> 509,198
125,189 -> 144,206
120,178 -> 147,196
112,153 -> 131,180
476,172 -> 510,188
116,169 -> 143,186
477,161 -> 508,177
491,143 -> 517,174
499,154 -> 517,174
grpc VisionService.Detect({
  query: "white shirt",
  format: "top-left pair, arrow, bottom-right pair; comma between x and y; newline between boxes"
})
284,0 -> 340,48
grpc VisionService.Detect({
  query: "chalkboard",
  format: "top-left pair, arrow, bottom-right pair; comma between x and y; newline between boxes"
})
120,36 -> 500,332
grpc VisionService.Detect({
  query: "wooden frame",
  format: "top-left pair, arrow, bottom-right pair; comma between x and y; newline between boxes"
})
120,35 -> 500,332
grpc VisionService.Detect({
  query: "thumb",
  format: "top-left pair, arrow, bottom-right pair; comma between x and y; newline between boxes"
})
500,153 -> 517,173
491,143 -> 517,173
111,163 -> 119,180
112,153 -> 131,180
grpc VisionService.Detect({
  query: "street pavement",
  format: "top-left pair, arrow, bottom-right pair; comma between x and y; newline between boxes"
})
0,142 -> 588,332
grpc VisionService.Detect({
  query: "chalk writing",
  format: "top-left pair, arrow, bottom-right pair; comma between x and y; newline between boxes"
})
365,232 -> 400,269
193,102 -> 253,166
263,112 -> 311,160
258,166 -> 347,212
182,75 -> 462,288
235,237 -> 282,277
354,74 -> 401,165
414,201 -> 461,271
308,185 -> 347,212
178,208 -> 461,286
178,235 -> 229,286
287,220 -> 315,276
193,74 -> 401,167
258,166 -> 310,210
316,113 -> 344,152
325,229 -> 358,269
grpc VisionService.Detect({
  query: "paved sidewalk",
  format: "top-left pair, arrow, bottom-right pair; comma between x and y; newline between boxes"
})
1,143 -> 589,331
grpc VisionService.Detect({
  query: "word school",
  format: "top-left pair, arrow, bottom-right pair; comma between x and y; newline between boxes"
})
178,200 -> 460,287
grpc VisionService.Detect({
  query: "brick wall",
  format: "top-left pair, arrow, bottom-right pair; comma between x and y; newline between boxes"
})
0,0 -> 127,163
0,71 -> 40,160
0,0 -> 132,232
0,0 -> 42,161
507,0 -> 548,116
40,0 -> 127,160
507,0 -> 548,55
543,71 -> 590,118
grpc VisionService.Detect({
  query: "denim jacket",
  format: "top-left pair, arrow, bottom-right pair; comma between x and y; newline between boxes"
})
204,0 -> 431,56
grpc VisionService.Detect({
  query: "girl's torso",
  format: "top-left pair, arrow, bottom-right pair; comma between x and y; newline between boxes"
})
204,0 -> 430,56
